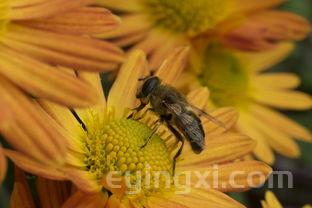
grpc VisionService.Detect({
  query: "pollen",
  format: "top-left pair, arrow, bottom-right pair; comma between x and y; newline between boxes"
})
195,45 -> 249,107
82,118 -> 173,195
141,0 -> 231,36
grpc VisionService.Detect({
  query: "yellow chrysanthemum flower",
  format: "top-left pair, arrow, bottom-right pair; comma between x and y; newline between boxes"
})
1,48 -> 271,208
181,41 -> 312,164
261,191 -> 312,208
0,0 -> 124,107
96,0 -> 311,69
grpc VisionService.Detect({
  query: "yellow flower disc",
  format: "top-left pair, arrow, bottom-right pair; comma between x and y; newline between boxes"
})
141,0 -> 231,36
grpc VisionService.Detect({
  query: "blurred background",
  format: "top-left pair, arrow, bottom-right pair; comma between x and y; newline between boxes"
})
1,0 -> 311,207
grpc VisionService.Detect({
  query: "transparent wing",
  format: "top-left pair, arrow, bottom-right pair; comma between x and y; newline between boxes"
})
189,104 -> 227,129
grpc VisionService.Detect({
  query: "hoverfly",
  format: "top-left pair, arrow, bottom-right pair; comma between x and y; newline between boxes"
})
129,76 -> 226,174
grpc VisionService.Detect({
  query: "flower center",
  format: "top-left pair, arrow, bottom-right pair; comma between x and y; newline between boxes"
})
141,0 -> 231,36
195,45 -> 249,107
82,117 -> 172,196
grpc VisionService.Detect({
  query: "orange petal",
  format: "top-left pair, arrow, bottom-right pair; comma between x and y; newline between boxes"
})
186,87 -> 210,110
156,47 -> 190,84
0,47 -> 101,107
179,133 -> 255,167
19,7 -> 121,35
96,0 -> 142,12
4,149 -> 66,180
10,167 -> 36,208
62,191 -> 108,208
0,79 -> 67,164
37,178 -> 71,208
106,195 -> 126,208
9,0 -> 94,20
4,24 -> 124,71
107,50 -> 148,118
100,172 -> 127,199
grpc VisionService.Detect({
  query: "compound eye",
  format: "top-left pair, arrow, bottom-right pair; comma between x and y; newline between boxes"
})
141,77 -> 160,97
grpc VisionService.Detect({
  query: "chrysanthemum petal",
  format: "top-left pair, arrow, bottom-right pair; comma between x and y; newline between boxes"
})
186,87 -> 210,110
252,89 -> 312,110
19,7 -> 121,35
101,173 -> 127,199
99,14 -> 150,39
37,178 -> 71,208
0,47 -> 101,107
238,113 -> 275,164
108,50 -> 148,118
4,150 -> 66,180
10,167 -> 36,208
0,79 -> 67,164
9,0 -> 94,20
251,73 -> 300,90
65,169 -> 102,193
4,24 -> 124,71
246,113 -> 301,158
106,195 -> 127,208
249,104 -> 311,141
178,161 -> 272,192
203,107 -> 238,135
236,42 -> 294,72
148,188 -> 245,208
179,133 -> 255,167
62,191 -> 108,208
156,47 -> 190,84
264,191 -> 283,208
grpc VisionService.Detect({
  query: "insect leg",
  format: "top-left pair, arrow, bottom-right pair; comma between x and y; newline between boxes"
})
127,101 -> 147,119
140,118 -> 162,149
166,124 -> 184,176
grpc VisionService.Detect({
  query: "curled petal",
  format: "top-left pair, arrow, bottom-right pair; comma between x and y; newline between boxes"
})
62,191 -> 108,208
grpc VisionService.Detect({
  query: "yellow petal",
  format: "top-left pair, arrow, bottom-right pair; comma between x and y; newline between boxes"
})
237,42 -> 294,72
251,73 -> 300,90
37,178 -> 71,208
179,161 -> 272,192
10,167 -> 36,208
265,191 -> 283,208
179,133 -> 255,167
4,149 -> 66,180
148,188 -> 245,208
246,114 -> 300,158
249,104 -> 311,142
252,88 -> 312,110
156,47 -> 190,84
107,50 -> 148,118
238,113 -> 275,164
64,168 -> 102,193
62,191 -> 108,208
101,172 -> 127,199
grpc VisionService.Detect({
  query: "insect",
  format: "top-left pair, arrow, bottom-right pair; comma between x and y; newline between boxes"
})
129,75 -> 226,175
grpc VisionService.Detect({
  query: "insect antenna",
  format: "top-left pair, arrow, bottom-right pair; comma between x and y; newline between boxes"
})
69,108 -> 88,132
